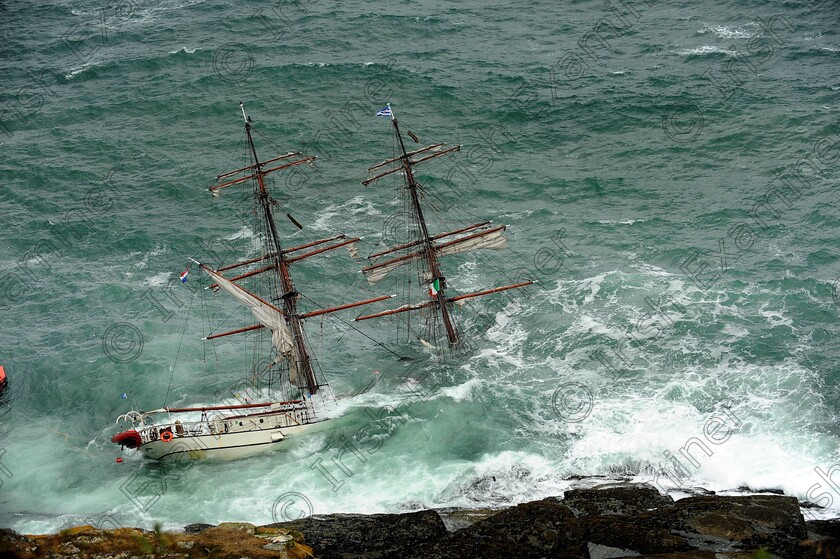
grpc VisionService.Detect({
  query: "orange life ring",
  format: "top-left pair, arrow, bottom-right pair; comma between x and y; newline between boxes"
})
161,430 -> 173,442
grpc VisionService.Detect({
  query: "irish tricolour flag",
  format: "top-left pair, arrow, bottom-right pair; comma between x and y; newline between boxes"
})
429,278 -> 441,298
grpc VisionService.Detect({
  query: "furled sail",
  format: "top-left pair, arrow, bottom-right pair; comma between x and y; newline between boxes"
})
436,227 -> 507,257
363,226 -> 508,285
204,266 -> 303,386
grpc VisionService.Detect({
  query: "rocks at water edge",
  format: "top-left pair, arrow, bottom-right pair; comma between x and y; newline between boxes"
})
3,484 -> 840,558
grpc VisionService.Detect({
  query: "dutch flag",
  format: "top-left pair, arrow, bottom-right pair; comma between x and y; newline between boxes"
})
180,267 -> 189,283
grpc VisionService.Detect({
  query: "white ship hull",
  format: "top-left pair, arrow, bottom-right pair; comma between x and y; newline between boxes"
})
114,400 -> 331,462
138,420 -> 320,462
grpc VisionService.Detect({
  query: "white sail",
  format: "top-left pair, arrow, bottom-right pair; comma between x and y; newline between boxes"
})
345,241 -> 359,259
204,267 -> 303,386
437,228 -> 507,257
363,227 -> 508,285
364,257 -> 412,285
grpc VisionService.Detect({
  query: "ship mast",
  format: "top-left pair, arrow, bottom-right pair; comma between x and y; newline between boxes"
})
240,103 -> 319,394
203,104 -> 396,396
358,104 -> 533,350
388,108 -> 459,346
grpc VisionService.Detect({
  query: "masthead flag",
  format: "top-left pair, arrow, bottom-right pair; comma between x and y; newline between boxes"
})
375,105 -> 392,117
180,266 -> 189,283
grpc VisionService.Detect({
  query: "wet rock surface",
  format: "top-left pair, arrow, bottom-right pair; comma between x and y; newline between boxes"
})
3,484 -> 840,558
268,509 -> 447,559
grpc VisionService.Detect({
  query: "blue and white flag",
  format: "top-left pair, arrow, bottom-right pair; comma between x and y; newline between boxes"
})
121,392 -> 128,399
375,105 -> 392,117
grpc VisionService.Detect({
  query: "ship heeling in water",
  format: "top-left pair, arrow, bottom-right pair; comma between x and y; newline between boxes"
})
110,103 -> 391,462
110,102 -> 532,462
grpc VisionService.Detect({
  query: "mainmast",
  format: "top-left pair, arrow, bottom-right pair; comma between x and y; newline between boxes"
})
388,108 -> 459,346
359,104 -> 533,350
239,103 -> 320,394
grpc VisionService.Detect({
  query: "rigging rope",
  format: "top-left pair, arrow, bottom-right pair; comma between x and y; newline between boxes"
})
298,292 -> 407,360
163,280 -> 197,409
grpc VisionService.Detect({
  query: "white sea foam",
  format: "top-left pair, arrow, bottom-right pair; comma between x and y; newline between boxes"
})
169,46 -> 201,54
313,196 -> 381,231
678,45 -> 737,57
759,306 -> 793,328
65,62 -> 104,80
598,218 -> 646,225
439,378 -> 482,402
140,271 -> 170,287
225,225 -> 254,241
698,23 -> 760,40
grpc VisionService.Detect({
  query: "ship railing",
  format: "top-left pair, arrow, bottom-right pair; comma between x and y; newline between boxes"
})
138,407 -> 309,443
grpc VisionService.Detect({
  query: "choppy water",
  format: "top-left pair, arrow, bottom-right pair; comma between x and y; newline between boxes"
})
1,0 -> 839,534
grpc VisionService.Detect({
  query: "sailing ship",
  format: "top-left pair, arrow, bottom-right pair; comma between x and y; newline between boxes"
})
111,103 -> 391,462
355,104 -> 532,351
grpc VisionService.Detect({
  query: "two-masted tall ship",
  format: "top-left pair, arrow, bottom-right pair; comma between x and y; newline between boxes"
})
355,104 -> 532,351
110,103 -> 391,462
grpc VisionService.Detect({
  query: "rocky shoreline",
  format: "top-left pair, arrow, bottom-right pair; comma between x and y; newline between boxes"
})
2,484 -> 839,558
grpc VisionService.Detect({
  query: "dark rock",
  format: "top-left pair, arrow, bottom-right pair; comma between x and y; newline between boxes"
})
802,537 -> 840,559
562,483 -> 689,555
435,507 -> 498,531
270,509 -> 447,559
582,514 -> 694,555
683,486 -> 717,496
563,483 -> 674,517
802,501 -> 826,509
413,497 -> 588,559
566,474 -> 610,481
621,552 -> 755,558
659,495 -> 807,557
183,523 -> 215,534
587,541 -> 642,558
737,485 -> 786,495
0,487 -> 817,559
808,519 -> 840,540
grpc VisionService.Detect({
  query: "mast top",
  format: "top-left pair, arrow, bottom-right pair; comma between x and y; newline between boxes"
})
239,101 -> 250,125
376,103 -> 396,122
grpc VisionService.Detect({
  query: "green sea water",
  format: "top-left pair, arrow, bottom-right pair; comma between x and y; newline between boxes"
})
1,0 -> 839,533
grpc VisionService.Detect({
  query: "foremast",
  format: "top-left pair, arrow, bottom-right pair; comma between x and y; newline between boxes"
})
205,103 -> 392,395
360,104 -> 533,348
241,104 -> 319,395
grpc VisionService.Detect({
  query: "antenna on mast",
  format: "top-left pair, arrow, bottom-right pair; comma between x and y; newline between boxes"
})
239,101 -> 249,124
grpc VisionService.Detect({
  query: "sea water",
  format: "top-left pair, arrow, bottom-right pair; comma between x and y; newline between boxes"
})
1,0 -> 839,533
